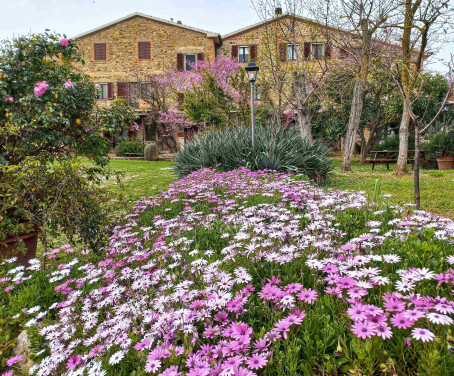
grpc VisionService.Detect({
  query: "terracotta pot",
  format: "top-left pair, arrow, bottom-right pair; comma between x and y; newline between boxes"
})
436,157 -> 454,170
0,222 -> 39,265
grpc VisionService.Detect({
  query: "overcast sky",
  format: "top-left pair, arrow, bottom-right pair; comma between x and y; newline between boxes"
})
1,0 -> 452,73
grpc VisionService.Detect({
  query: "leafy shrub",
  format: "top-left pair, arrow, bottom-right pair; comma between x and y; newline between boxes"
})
175,126 -> 333,182
428,130 -> 454,158
115,139 -> 144,156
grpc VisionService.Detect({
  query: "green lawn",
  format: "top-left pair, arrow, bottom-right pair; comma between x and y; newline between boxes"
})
103,157 -> 454,219
104,160 -> 176,201
329,156 -> 454,218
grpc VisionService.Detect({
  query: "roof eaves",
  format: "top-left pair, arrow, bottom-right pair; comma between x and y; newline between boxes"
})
72,12 -> 219,40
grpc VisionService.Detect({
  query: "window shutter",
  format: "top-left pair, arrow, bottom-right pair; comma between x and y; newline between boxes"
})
117,82 -> 129,99
177,53 -> 184,72
325,41 -> 331,59
107,82 -> 113,99
94,43 -> 106,61
138,41 -> 151,59
232,45 -> 239,59
279,43 -> 287,62
197,52 -> 205,62
250,45 -> 257,59
303,42 -> 311,60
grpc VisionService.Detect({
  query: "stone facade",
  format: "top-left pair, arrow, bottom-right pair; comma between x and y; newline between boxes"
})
74,13 -> 219,110
218,15 -> 341,64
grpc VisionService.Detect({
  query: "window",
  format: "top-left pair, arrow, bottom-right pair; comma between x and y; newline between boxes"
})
255,84 -> 262,101
94,43 -> 106,61
138,41 -> 151,60
185,54 -> 197,71
311,43 -> 323,60
238,46 -> 250,63
97,83 -> 108,99
287,44 -> 299,61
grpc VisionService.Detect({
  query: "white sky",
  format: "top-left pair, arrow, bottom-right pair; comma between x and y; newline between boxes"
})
0,0 -> 452,73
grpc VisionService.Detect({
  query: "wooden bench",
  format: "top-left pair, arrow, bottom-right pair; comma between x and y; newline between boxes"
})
367,150 -> 429,170
124,153 -> 144,157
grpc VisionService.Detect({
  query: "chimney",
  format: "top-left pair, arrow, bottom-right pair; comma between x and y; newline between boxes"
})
170,18 -> 174,22
275,7 -> 283,16
177,20 -> 182,25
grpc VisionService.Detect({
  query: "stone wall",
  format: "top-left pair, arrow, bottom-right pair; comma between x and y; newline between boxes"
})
74,14 -> 216,109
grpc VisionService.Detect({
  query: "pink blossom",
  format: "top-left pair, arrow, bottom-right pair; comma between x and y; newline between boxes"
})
4,94 -> 14,103
60,38 -> 69,47
411,328 -> 435,342
131,124 -> 139,131
34,81 -> 49,97
64,79 -> 74,89
6,355 -> 22,366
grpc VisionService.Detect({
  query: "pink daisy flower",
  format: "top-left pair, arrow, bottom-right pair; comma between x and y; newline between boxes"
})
347,303 -> 368,322
6,355 -> 23,367
352,321 -> 377,339
297,288 -> 318,304
390,313 -> 415,329
411,328 -> 435,342
376,324 -> 393,339
246,353 -> 268,370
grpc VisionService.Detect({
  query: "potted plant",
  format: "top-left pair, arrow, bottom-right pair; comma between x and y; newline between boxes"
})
0,32 -> 110,263
428,130 -> 454,170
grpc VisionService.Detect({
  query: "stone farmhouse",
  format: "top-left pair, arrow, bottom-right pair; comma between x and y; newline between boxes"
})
72,10 -> 378,149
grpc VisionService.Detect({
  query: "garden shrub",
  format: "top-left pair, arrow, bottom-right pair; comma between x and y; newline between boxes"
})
115,139 -> 144,156
174,125 -> 333,182
2,168 -> 454,375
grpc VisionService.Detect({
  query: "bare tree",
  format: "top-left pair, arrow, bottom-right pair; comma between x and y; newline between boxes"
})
393,0 -> 453,174
394,56 -> 453,209
309,0 -> 399,171
251,0 -> 332,142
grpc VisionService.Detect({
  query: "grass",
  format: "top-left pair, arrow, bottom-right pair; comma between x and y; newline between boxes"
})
104,160 -> 176,201
329,156 -> 454,218
102,157 -> 454,219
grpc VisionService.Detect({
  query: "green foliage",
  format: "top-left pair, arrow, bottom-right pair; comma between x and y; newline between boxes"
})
0,159 -> 127,252
0,31 -> 109,166
174,126 -> 333,182
428,130 -> 454,158
98,98 -> 138,136
115,139 -> 144,156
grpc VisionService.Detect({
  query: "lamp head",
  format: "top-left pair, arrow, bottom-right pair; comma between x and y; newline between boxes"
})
245,61 -> 259,82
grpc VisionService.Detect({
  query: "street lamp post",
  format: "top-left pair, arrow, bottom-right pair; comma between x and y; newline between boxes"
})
442,102 -> 450,132
245,61 -> 259,147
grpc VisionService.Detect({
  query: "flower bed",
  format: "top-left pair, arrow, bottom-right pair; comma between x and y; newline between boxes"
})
2,168 -> 454,375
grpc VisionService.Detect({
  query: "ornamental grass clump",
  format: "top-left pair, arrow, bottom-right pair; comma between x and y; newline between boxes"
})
1,168 -> 454,375
174,126 -> 333,182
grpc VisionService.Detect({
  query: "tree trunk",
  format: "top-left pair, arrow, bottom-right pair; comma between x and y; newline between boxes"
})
358,130 -> 367,164
294,73 -> 313,142
414,121 -> 420,210
342,80 -> 365,171
395,100 -> 410,174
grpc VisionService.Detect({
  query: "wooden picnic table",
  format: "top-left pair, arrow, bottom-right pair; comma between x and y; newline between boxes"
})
368,150 -> 430,170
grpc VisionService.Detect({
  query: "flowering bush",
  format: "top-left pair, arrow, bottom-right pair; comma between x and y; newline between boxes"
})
156,56 -> 250,133
0,32 -> 113,244
1,168 -> 454,375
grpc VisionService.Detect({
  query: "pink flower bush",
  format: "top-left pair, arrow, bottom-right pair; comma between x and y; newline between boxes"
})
60,38 -> 69,47
34,81 -> 49,97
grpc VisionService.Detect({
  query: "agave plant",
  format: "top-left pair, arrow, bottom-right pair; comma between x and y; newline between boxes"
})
174,126 -> 333,182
